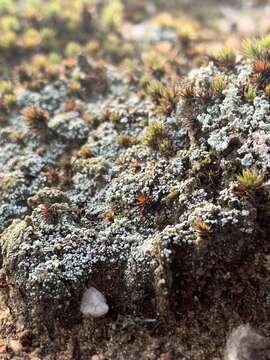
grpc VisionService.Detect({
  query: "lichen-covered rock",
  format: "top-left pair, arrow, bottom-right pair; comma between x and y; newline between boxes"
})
0,56 -> 269,320
0,4 -> 270,358
1,202 -> 96,302
181,63 -> 270,171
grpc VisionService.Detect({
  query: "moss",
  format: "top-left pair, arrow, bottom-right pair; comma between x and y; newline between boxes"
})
8,131 -> 25,144
116,134 -> 138,147
147,80 -> 179,115
135,192 -> 151,209
139,74 -> 152,89
77,144 -> 92,158
242,36 -> 270,60
0,30 -> 16,49
157,82 -> 179,115
215,47 -> 236,68
65,42 -> 82,57
211,76 -> 227,97
142,50 -> 166,75
236,169 -> 265,195
40,27 -> 56,48
142,120 -> 172,154
242,39 -> 262,59
146,80 -> 163,102
0,15 -> 20,32
22,105 -> 49,132
0,81 -> 13,96
192,218 -> 212,240
21,28 -> 42,48
243,85 -> 257,102
101,0 -> 124,30
68,80 -> 81,94
264,84 -> 270,97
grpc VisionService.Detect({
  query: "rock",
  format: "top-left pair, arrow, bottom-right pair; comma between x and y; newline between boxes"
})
9,339 -> 23,354
91,355 -> 104,360
224,325 -> 270,360
160,352 -> 174,360
80,287 -> 109,318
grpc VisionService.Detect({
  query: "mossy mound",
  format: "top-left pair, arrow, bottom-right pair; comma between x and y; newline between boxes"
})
0,1 -> 270,359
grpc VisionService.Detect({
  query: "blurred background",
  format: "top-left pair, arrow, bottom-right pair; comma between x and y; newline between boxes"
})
1,0 -> 270,77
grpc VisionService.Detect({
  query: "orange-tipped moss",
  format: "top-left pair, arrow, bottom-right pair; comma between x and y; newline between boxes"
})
136,193 -> 151,209
157,82 -> 179,115
253,59 -> 270,74
77,144 -> 92,159
251,59 -> 270,88
103,210 -> 115,223
193,218 -> 212,238
147,80 -> 179,115
264,84 -> 270,96
180,82 -> 212,105
22,105 -> 48,132
40,203 -> 58,222
44,166 -> 60,186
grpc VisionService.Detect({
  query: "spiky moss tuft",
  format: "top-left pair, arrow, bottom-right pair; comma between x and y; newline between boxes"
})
142,120 -> 173,154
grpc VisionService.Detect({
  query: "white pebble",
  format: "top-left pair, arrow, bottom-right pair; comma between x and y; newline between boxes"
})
80,287 -> 109,318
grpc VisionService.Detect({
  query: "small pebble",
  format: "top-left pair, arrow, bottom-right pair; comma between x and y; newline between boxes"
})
9,339 -> 22,354
80,287 -> 109,318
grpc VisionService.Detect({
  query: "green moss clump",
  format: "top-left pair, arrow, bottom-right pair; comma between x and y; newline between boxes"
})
65,42 -> 82,57
215,47 -> 236,67
236,169 -> 265,194
101,0 -> 124,30
142,120 -> 172,153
